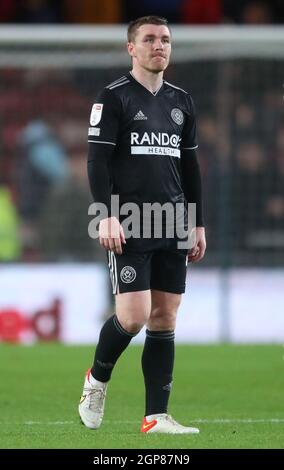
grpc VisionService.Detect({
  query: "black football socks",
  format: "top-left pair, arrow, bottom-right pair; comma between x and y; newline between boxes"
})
91,315 -> 137,382
142,329 -> 175,416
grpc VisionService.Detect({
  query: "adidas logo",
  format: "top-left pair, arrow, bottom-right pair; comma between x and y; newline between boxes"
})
134,110 -> 148,120
162,381 -> 173,391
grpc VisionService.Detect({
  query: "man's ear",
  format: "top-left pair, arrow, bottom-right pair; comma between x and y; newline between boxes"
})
127,42 -> 135,58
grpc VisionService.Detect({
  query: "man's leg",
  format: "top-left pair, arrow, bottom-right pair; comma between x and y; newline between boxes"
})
141,290 -> 199,434
79,290 -> 151,429
92,290 -> 151,382
142,290 -> 180,417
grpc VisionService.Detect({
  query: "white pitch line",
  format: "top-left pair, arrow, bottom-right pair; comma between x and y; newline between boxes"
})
1,418 -> 284,426
109,419 -> 284,424
25,421 -> 75,425
192,419 -> 284,424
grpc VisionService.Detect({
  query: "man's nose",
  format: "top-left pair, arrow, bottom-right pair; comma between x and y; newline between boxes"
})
154,39 -> 164,49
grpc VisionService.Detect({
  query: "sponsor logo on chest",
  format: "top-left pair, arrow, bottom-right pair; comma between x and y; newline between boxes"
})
130,132 -> 181,158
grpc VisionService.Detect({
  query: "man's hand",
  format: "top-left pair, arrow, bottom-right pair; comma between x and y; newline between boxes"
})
99,217 -> 126,255
188,226 -> 206,263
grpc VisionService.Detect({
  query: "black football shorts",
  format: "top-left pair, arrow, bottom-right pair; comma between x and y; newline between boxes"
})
107,241 -> 188,295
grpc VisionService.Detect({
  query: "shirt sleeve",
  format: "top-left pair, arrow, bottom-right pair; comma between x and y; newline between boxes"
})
180,96 -> 204,227
181,149 -> 204,227
181,95 -> 198,150
88,87 -> 121,146
87,146 -> 113,214
87,87 -> 121,216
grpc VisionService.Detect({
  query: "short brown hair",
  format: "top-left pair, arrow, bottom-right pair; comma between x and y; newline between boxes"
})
127,16 -> 170,43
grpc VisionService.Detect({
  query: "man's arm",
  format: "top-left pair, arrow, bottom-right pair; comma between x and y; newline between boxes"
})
181,148 -> 206,262
87,88 -> 125,254
88,144 -> 126,255
87,144 -> 112,211
181,148 -> 204,227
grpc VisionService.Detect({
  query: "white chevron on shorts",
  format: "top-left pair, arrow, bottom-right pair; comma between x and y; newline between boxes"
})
108,251 -> 118,294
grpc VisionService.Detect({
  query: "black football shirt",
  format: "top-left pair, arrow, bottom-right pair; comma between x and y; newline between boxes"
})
88,72 -> 198,210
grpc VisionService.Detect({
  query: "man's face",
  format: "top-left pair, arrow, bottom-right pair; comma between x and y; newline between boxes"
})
128,24 -> 171,73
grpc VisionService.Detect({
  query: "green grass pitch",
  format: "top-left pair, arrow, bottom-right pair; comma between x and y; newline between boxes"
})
0,344 -> 283,449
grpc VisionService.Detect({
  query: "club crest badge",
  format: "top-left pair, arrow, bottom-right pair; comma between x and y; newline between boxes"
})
120,266 -> 136,284
171,108 -> 184,125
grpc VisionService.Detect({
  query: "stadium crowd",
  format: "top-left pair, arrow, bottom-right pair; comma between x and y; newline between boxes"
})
0,0 -> 283,25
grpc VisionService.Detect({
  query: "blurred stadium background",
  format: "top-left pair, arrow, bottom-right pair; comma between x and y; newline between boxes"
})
0,0 -> 283,345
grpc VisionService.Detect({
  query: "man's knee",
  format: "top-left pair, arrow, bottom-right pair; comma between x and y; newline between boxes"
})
117,314 -> 146,334
115,291 -> 151,334
148,292 -> 181,330
148,306 -> 177,331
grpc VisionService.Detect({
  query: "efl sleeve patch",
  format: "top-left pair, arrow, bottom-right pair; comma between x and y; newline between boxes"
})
87,88 -> 121,144
90,104 -> 104,126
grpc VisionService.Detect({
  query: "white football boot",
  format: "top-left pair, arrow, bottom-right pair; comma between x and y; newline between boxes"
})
141,413 -> 199,434
78,368 -> 108,429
